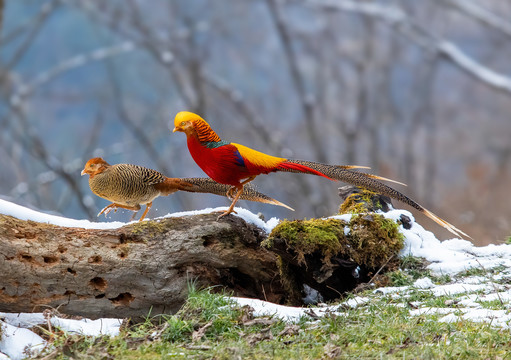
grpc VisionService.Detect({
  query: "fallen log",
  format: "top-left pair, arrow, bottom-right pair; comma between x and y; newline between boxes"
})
0,213 -> 285,320
1,187 -> 408,320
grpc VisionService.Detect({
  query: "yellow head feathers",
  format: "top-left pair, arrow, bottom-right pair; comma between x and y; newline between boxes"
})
173,111 -> 204,128
172,111 -> 222,143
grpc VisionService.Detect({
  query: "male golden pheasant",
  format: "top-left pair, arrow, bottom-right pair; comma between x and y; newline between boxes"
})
81,157 -> 291,221
172,111 -> 469,238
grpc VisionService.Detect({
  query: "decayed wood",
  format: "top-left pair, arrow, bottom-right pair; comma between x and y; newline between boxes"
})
0,213 -> 285,320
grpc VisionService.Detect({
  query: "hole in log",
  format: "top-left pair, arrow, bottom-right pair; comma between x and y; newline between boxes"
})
19,254 -> 37,264
109,292 -> 134,306
57,245 -> 67,254
67,268 -> 76,275
89,277 -> 107,291
219,268 -> 257,295
43,256 -> 59,264
202,235 -> 217,247
119,234 -> 128,244
95,294 -> 105,299
88,255 -> 102,264
118,251 -> 127,259
118,233 -> 143,244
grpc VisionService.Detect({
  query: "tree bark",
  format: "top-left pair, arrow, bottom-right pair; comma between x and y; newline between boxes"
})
0,213 -> 285,320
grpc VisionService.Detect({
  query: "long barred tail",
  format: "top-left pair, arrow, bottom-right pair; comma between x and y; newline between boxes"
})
278,159 -> 469,239
170,177 -> 294,210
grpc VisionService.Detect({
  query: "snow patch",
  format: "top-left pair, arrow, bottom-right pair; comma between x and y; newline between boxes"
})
159,206 -> 279,233
0,313 -> 123,337
0,199 -> 127,229
231,297 -> 344,322
0,321 -> 45,360
0,200 -> 279,233
413,277 -> 434,289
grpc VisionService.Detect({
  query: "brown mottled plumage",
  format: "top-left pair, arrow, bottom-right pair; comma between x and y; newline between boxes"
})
81,157 -> 292,221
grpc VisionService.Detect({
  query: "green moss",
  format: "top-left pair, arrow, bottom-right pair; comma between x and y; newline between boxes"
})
339,188 -> 383,214
347,214 -> 404,268
127,220 -> 170,238
265,218 -> 347,266
266,214 -> 404,272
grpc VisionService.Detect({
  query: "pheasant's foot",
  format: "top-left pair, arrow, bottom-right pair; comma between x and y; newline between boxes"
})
216,208 -> 237,220
98,204 -> 117,217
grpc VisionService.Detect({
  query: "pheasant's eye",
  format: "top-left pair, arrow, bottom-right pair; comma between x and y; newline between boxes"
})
180,121 -> 186,126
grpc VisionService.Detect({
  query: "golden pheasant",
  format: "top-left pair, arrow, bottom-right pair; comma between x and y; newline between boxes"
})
81,157 -> 292,221
172,111 -> 469,238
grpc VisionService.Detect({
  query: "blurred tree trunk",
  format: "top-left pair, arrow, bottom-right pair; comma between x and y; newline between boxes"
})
0,0 -> 4,37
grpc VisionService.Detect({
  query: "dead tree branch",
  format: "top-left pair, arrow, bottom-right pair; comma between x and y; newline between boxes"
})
9,41 -> 135,108
266,0 -> 328,164
441,0 -> 511,38
308,0 -> 511,95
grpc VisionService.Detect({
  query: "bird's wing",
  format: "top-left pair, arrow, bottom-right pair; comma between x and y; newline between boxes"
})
230,142 -> 286,172
127,165 -> 166,186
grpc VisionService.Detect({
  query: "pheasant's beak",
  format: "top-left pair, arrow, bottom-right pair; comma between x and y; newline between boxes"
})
172,127 -> 179,133
81,169 -> 86,176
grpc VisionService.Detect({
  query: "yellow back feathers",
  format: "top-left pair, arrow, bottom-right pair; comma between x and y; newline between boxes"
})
232,143 -> 286,170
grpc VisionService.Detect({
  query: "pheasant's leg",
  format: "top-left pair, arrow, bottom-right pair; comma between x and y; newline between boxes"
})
226,186 -> 236,200
218,176 -> 256,219
218,187 -> 243,219
138,202 -> 153,222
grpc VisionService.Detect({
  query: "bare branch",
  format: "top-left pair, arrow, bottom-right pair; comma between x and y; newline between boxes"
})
123,0 -> 196,109
437,41 -> 511,92
308,0 -> 511,96
2,0 -> 61,70
10,41 -> 136,107
103,59 -> 185,212
266,0 -> 328,164
0,0 -> 59,45
442,0 -> 511,38
200,70 -> 283,153
7,108 -> 96,219
304,0 -> 406,23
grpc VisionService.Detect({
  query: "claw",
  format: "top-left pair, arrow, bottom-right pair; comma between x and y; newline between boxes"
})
98,204 -> 117,218
216,208 -> 237,220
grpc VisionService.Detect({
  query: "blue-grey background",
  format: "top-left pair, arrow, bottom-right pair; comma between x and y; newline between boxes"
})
1,0 -> 510,244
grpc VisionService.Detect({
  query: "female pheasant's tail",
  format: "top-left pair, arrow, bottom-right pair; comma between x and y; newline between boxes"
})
158,177 -> 294,210
277,159 -> 470,239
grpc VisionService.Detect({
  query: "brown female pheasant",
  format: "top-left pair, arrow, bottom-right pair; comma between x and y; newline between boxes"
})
81,157 -> 291,221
